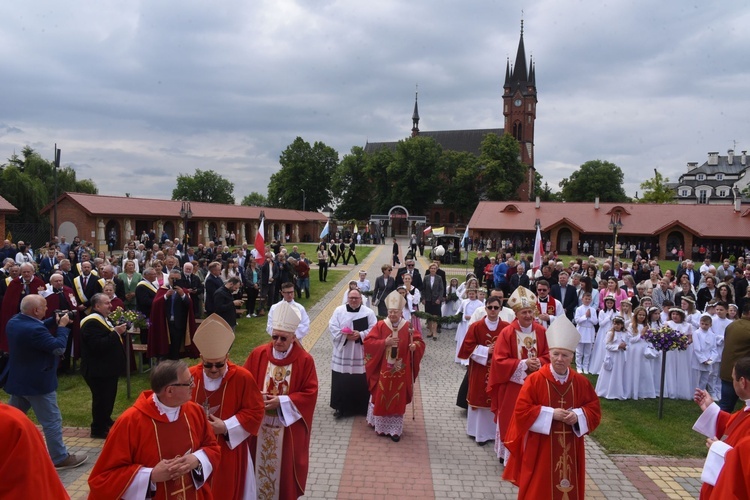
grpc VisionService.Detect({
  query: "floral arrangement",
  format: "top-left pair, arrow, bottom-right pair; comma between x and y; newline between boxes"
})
109,307 -> 149,330
446,292 -> 459,302
644,325 -> 690,352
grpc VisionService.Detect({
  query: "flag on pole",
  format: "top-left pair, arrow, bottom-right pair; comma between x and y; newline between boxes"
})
461,225 -> 469,247
532,224 -> 543,273
320,221 -> 330,240
254,217 -> 265,258
432,227 -> 445,236
423,226 -> 432,235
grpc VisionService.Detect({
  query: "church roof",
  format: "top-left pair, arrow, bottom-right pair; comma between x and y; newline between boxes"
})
683,156 -> 748,177
364,128 -> 503,157
0,195 -> 18,213
469,201 -> 750,239
41,192 -> 328,222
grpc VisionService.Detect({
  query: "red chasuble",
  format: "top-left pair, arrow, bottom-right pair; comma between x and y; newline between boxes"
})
243,343 -> 318,500
364,319 -> 425,417
711,435 -> 750,499
190,362 -> 265,500
486,319 -> 550,441
457,318 -> 509,408
0,404 -> 70,499
88,391 -> 221,500
502,364 -> 601,500
148,287 -> 198,358
0,276 -> 45,351
700,408 -> 750,499
44,285 -> 81,359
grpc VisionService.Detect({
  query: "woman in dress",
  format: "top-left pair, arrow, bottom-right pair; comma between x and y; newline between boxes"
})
620,299 -> 634,331
595,316 -> 631,399
590,295 -> 617,375
627,307 -> 657,399
454,284 -> 483,364
663,307 -> 695,400
682,297 -> 701,329
441,277 -> 461,330
402,273 -> 422,335
456,273 -> 476,299
121,249 -> 140,273
151,260 -> 167,287
117,260 -> 141,311
599,277 -> 628,310
648,306 -> 664,390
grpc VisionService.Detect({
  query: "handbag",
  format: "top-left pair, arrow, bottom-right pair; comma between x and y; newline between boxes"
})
603,355 -> 613,371
644,345 -> 659,360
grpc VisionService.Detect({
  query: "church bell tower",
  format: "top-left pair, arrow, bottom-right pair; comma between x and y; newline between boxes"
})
503,21 -> 537,200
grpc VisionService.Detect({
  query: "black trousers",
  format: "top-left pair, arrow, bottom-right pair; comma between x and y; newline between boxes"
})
84,375 -> 118,434
318,260 -> 328,281
246,286 -> 259,314
167,321 -> 185,360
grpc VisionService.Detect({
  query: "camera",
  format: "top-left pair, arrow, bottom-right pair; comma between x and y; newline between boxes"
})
55,310 -> 77,321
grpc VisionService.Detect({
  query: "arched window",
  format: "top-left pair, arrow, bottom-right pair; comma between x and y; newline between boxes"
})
513,122 -> 523,141
433,212 -> 441,224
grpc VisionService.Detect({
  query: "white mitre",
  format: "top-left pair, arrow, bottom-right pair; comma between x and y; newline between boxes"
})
272,301 -> 302,333
545,315 -> 581,352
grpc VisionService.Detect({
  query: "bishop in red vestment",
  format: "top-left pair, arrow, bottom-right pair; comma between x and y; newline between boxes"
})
692,357 -> 750,499
0,403 -> 70,499
0,263 -> 45,351
458,295 -> 509,444
502,316 -> 601,500
487,286 -> 550,461
88,360 -> 221,499
711,435 -> 750,499
363,290 -> 425,441
191,314 -> 265,500
243,301 -> 318,500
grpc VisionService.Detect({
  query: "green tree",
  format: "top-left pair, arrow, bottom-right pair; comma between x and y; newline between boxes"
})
362,147 -> 395,214
478,133 -> 526,200
172,169 -> 235,204
241,192 -> 269,207
559,160 -> 629,202
538,181 -> 562,202
268,137 -> 338,210
332,146 -> 373,220
387,136 -> 443,214
0,146 -> 98,224
639,169 -> 675,203
438,150 -> 480,221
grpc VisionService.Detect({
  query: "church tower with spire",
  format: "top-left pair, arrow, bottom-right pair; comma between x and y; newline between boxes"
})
503,20 -> 537,200
411,89 -> 420,137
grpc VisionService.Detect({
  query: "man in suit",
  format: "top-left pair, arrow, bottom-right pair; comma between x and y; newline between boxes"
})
734,268 -> 750,306
372,264 -> 396,317
179,262 -> 204,318
43,273 -> 81,373
80,293 -> 128,438
148,269 -> 197,360
509,264 -> 530,294
422,262 -> 445,339
550,271 -> 578,321
39,247 -> 59,281
259,252 -> 280,311
204,261 -> 225,316
213,276 -> 243,330
678,259 -> 701,290
395,258 -> 423,290
59,259 -> 76,289
3,294 -> 87,469
0,262 -> 46,351
72,261 -> 102,316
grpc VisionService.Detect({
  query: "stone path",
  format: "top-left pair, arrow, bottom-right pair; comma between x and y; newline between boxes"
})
56,239 -> 703,499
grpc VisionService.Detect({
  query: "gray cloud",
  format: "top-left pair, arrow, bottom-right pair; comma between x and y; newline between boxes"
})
1,0 -> 748,202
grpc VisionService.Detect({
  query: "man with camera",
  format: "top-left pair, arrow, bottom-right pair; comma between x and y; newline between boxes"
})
42,272 -> 81,373
80,293 -> 129,439
148,269 -> 198,360
3,294 -> 87,469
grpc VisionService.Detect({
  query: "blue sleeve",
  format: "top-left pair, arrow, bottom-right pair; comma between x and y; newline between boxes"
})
29,324 -> 69,354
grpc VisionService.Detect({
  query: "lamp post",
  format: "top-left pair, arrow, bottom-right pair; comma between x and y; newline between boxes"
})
53,144 -> 61,238
301,189 -> 306,212
179,200 -> 193,246
608,212 -> 623,267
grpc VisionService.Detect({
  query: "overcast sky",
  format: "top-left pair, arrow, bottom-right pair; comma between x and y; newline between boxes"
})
2,1 -> 749,204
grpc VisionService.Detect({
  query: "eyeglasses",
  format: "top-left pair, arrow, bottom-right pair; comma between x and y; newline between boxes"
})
272,335 -> 290,342
170,379 -> 195,388
203,362 -> 226,369
486,305 -> 501,310
407,264 -> 414,267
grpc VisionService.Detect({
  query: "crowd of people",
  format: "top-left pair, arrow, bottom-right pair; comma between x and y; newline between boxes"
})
3,232 -> 750,498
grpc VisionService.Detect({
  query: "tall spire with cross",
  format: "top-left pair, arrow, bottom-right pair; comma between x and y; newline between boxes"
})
411,85 -> 420,137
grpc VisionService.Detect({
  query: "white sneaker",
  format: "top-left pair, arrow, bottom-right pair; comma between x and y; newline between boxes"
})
246,314 -> 253,318
577,368 -> 583,373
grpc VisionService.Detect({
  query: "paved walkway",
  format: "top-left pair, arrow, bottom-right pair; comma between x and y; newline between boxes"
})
57,239 -> 704,499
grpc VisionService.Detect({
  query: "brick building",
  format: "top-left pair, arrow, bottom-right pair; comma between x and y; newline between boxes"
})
41,193 -> 328,252
469,198 -> 750,261
0,195 -> 19,241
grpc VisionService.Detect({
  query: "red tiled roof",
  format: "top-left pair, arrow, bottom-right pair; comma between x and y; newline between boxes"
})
469,201 -> 750,238
42,193 -> 328,222
0,195 -> 18,213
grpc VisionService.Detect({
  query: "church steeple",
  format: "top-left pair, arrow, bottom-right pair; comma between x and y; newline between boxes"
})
411,87 -> 420,137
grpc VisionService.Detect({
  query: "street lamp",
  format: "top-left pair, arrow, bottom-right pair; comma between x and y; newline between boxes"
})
301,189 -> 306,212
179,200 -> 193,246
608,212 -> 623,267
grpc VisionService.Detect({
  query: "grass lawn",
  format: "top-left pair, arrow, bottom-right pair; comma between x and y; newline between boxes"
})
1,270 -> 348,428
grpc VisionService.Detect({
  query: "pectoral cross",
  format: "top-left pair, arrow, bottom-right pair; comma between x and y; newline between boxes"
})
169,476 -> 195,499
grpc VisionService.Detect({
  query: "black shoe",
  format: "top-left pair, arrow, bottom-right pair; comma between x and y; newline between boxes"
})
333,410 -> 344,419
390,435 -> 401,442
55,453 -> 88,470
91,431 -> 109,439
477,440 -> 489,447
